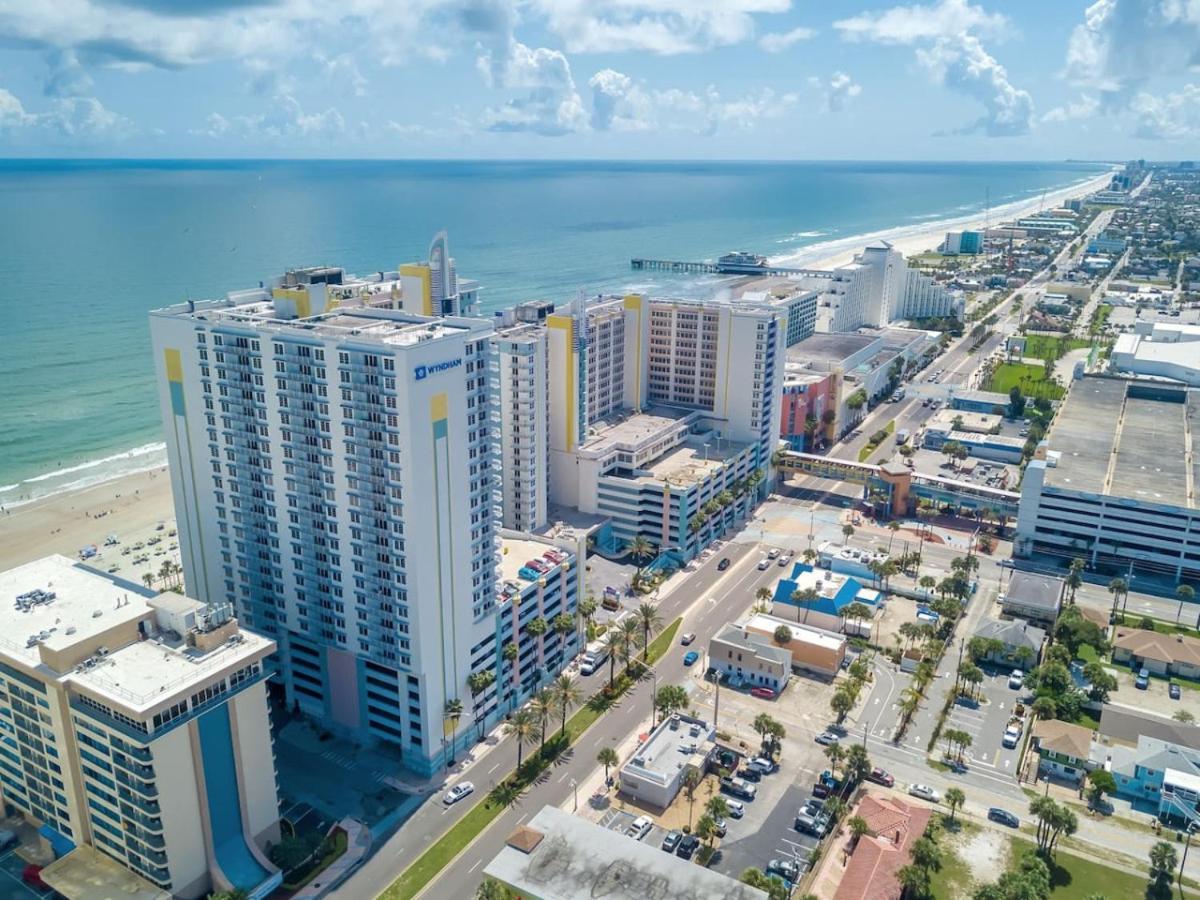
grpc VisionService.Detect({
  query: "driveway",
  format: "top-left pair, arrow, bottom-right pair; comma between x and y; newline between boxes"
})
939,666 -> 1024,781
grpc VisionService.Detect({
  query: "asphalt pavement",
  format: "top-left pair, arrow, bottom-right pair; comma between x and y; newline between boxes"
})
337,536 -> 785,899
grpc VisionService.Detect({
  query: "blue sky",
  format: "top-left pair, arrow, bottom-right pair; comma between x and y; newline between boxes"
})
0,0 -> 1197,159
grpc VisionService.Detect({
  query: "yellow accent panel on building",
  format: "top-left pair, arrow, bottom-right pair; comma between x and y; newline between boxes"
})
164,348 -> 183,383
271,286 -> 310,319
547,315 -> 576,452
430,392 -> 448,422
400,264 -> 433,315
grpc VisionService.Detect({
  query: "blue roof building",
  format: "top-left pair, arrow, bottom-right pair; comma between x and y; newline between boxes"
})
769,563 -> 880,634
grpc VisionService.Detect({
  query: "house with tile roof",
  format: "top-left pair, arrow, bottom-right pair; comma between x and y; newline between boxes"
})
832,794 -> 932,900
1112,627 -> 1200,680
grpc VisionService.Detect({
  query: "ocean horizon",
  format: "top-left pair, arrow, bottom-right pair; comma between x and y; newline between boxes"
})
0,158 -> 1108,508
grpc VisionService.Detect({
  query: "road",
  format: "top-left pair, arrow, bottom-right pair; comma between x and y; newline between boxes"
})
337,538 -> 785,899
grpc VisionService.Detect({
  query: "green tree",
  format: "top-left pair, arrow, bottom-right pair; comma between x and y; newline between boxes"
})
1108,577 -> 1128,617
550,673 -> 582,736
740,869 -> 790,900
1086,769 -> 1116,809
705,795 -> 729,821
898,863 -> 933,900
268,833 -> 321,871
844,743 -> 871,785
475,879 -> 517,900
552,613 -> 575,657
824,742 -> 846,776
654,684 -> 689,726
842,523 -> 856,541
1066,557 -> 1085,603
597,746 -> 619,783
635,602 -> 662,661
625,536 -> 656,571
830,687 -> 855,724
848,814 -> 870,844
1176,583 -> 1196,625
506,707 -> 537,769
529,689 -> 555,749
1082,661 -> 1117,704
944,787 -> 966,824
773,624 -> 793,645
1147,840 -> 1178,899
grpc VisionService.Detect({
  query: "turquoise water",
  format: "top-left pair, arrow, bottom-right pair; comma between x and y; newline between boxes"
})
0,159 -> 1107,504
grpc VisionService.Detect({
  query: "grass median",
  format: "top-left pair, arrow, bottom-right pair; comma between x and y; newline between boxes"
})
383,615 -> 682,899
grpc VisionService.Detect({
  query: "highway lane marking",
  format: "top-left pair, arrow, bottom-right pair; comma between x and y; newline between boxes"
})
487,762 -> 500,774
517,814 -> 528,825
468,859 -> 483,874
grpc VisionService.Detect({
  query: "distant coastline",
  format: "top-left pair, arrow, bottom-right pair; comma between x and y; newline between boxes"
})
0,158 -> 1110,509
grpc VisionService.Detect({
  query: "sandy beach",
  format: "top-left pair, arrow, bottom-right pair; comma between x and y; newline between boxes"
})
0,169 -> 1116,577
783,169 -> 1116,271
0,466 -> 180,581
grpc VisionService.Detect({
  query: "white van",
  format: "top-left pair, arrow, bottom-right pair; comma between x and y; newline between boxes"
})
580,640 -> 610,676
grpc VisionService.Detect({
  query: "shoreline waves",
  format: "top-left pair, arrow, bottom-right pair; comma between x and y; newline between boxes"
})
0,164 -> 1113,563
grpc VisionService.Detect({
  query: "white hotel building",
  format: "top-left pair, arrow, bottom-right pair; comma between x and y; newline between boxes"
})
545,293 -> 783,557
0,556 -> 280,899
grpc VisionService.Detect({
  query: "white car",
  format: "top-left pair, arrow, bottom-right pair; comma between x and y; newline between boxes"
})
1008,670 -> 1024,690
443,781 -> 475,805
757,557 -> 771,570
627,815 -> 652,840
908,783 -> 940,803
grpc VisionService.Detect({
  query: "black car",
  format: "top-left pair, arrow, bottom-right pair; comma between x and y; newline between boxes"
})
676,834 -> 700,859
661,830 -> 682,852
717,557 -> 731,571
1170,682 -> 1182,700
739,766 -> 762,783
987,807 -> 1020,828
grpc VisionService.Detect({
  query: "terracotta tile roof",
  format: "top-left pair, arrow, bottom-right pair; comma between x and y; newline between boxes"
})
1113,628 -> 1200,668
1032,719 -> 1094,761
505,825 -> 544,853
833,794 -> 932,900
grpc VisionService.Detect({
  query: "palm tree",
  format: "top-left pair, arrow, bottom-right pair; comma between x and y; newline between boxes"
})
754,586 -> 773,613
443,698 -> 463,767
635,602 -> 662,661
577,595 -> 598,639
604,629 -> 623,690
597,746 -> 619,784
625,536 -> 655,572
1066,557 -> 1085,603
824,742 -> 846,776
141,572 -> 155,590
467,670 -> 496,740
551,673 -> 582,737
919,575 -> 936,598
1176,584 -> 1195,625
529,689 -> 554,750
1108,577 -> 1128,617
506,708 -> 537,770
619,617 -> 643,669
695,814 -> 716,849
848,815 -> 869,847
773,624 -> 793,646
944,787 -> 965,824
683,768 -> 700,826
705,795 -> 729,821
502,642 -> 520,709
842,523 -> 855,541
552,613 -> 574,661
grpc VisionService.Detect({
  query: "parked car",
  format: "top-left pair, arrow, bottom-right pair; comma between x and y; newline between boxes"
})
988,808 -> 1020,828
627,816 -> 652,841
812,782 -> 832,799
1170,682 -> 1182,700
767,859 -> 801,884
757,557 -> 771,570
1136,668 -> 1150,690
778,553 -> 793,567
739,766 -> 762,783
680,632 -> 696,646
750,686 -> 777,700
1008,670 -> 1024,690
725,799 -> 745,818
721,777 -> 757,800
676,834 -> 700,859
1002,725 -> 1022,749
711,816 -> 727,837
443,782 -> 475,805
866,767 -> 894,787
718,557 -> 731,571
767,547 -> 781,559
748,756 -> 777,775
661,830 -> 682,852
815,730 -> 840,746
683,651 -> 700,666
908,783 -> 940,803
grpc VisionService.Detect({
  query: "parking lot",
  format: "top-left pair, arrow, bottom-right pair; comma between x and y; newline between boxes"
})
940,665 -> 1025,780
712,782 -> 821,881
1109,663 -> 1200,719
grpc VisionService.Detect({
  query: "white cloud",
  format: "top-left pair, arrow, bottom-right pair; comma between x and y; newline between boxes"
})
1064,0 -> 1200,108
759,26 -> 816,53
316,53 -> 369,97
530,0 -> 790,55
917,35 -> 1033,136
479,40 -> 587,135
0,85 -> 132,140
820,71 -> 862,112
834,0 -> 1007,45
193,94 -> 346,141
1131,84 -> 1200,140
587,69 -> 798,134
1042,95 -> 1099,123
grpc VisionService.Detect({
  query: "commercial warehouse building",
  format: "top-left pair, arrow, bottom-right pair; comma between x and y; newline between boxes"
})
1015,377 -> 1200,582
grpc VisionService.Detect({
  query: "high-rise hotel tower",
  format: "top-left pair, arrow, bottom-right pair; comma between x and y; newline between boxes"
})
150,273 -> 502,776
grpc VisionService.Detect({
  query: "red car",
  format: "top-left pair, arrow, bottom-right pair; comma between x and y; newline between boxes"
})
750,687 -> 777,700
867,767 -> 895,787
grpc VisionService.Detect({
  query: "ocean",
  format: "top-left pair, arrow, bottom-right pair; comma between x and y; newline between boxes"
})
0,158 -> 1107,507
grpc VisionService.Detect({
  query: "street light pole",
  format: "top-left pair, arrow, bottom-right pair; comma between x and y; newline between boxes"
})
1179,821 -> 1198,900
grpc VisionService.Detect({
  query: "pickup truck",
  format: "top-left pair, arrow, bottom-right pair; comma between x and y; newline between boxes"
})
721,776 -> 757,800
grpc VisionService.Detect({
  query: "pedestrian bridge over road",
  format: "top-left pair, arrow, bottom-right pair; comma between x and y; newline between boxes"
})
775,451 -> 1020,521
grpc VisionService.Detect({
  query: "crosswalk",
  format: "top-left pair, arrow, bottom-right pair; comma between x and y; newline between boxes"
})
320,749 -> 406,788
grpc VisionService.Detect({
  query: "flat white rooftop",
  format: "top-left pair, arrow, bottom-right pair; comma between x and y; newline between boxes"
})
743,612 -> 845,651
623,714 -> 714,785
484,805 -> 768,900
0,555 -> 149,666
